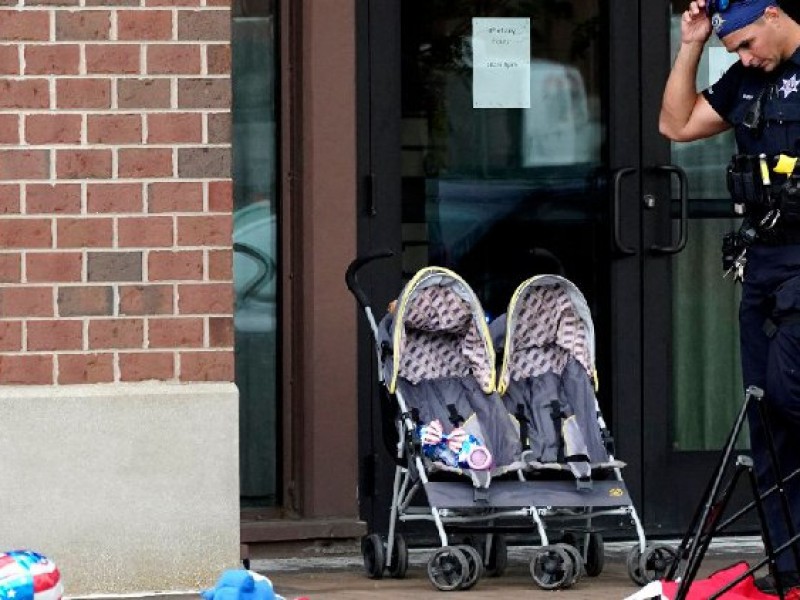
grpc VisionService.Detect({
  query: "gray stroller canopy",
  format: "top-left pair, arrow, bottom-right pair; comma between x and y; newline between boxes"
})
387,267 -> 496,395
498,275 -> 596,395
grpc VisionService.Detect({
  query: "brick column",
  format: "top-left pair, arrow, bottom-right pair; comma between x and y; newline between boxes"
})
0,4 -> 239,592
0,2 -> 233,385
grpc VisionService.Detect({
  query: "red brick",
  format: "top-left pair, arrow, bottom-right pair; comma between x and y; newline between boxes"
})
87,183 -> 143,213
208,249 -> 231,280
118,10 -> 173,40
57,217 -> 113,248
0,219 -> 51,249
27,184 -> 82,214
180,350 -> 233,381
0,355 -> 53,384
55,11 -> 111,41
89,317 -> 144,349
0,286 -> 54,317
118,215 -> 173,247
86,43 -> 140,74
177,282 -> 232,314
0,45 -> 19,74
147,44 -> 201,74
0,11 -> 51,41
0,79 -> 49,109
0,184 -> 19,214
208,180 -> 232,211
0,149 -> 49,180
207,44 -> 230,75
27,319 -> 82,350
147,112 -> 202,143
58,285 -> 113,316
0,113 -> 17,144
148,316 -> 203,348
205,0 -> 229,6
119,284 -> 173,315
148,181 -> 203,212
24,44 -> 80,75
58,353 -> 114,384
0,253 -> 21,282
208,316 -> 232,346
118,78 -> 171,109
119,351 -> 174,381
177,214 -> 230,246
26,251 -> 82,282
87,114 -> 142,144
28,0 -> 80,6
146,0 -> 198,5
0,320 -> 22,350
56,79 -> 111,109
177,10 -> 229,41
56,149 -> 112,179
25,114 -> 82,144
148,250 -> 202,280
118,148 -> 173,178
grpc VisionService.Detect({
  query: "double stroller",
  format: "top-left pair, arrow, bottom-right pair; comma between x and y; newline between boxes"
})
346,253 -> 675,591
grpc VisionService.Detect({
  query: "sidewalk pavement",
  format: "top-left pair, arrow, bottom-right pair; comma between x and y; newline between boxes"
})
257,537 -> 768,600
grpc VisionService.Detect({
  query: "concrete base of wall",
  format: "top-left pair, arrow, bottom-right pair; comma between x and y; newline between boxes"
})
0,382 -> 240,595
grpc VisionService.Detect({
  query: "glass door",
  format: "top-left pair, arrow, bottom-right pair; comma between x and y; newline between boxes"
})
357,0 -> 757,536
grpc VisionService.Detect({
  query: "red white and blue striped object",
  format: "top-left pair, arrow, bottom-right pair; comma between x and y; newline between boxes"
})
0,551 -> 62,600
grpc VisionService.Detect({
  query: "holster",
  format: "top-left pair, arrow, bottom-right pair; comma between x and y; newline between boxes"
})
727,154 -> 770,213
779,177 -> 800,223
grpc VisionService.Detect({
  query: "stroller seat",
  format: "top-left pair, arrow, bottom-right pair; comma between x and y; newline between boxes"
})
496,276 -> 624,484
385,269 -> 524,488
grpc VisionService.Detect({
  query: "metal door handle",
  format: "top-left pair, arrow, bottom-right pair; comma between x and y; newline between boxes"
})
650,165 -> 688,254
612,167 -> 636,256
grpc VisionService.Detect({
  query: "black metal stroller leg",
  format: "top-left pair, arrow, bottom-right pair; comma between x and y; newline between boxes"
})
674,458 -> 751,600
668,387 -> 753,590
668,386 -> 800,600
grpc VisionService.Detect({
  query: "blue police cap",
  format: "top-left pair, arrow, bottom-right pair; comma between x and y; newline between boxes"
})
711,0 -> 778,38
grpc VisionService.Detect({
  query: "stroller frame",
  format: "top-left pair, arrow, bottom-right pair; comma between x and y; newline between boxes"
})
665,385 -> 800,600
347,252 -> 654,591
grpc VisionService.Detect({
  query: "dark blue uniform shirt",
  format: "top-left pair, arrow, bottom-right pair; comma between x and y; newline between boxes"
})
703,47 -> 800,156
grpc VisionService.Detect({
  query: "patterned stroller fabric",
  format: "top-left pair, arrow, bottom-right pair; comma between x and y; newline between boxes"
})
497,275 -> 611,478
385,267 -> 522,474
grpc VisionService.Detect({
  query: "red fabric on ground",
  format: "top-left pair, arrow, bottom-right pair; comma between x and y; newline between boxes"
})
661,563 -> 800,600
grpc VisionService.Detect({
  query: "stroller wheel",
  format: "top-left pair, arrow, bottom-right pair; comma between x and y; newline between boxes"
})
639,544 -> 678,583
563,531 -> 605,577
585,533 -> 605,577
427,546 -> 469,591
361,534 -> 386,580
626,545 -> 648,586
483,534 -> 508,578
455,545 -> 483,590
386,533 -> 408,579
555,542 -> 584,585
529,545 -> 574,590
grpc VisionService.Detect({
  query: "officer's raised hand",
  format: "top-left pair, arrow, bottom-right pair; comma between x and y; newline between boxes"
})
682,0 -> 713,45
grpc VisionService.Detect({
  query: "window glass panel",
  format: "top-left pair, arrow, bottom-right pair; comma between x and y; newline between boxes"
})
231,3 -> 279,507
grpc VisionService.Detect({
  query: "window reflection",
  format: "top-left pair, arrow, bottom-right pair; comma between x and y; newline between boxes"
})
232,4 -> 279,508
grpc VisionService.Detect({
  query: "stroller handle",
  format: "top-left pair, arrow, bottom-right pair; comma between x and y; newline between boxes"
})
345,249 -> 394,309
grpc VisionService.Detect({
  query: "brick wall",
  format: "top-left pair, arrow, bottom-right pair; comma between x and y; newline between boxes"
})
0,1 -> 233,385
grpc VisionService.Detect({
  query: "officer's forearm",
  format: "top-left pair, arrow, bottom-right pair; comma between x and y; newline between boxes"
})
659,41 -> 705,140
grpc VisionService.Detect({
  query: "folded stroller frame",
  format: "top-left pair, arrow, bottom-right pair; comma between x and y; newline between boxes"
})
662,386 -> 800,600
346,251 -> 668,592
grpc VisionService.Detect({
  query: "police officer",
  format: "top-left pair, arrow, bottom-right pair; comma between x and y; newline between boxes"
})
660,0 -> 800,594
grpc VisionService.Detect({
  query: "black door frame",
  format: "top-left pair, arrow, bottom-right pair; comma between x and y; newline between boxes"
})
355,0 -> 723,537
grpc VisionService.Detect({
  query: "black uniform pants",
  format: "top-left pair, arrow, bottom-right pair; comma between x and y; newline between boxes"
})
740,245 -> 800,574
